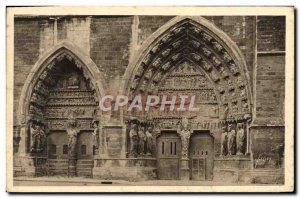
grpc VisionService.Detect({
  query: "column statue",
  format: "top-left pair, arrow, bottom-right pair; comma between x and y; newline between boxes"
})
145,127 -> 153,155
30,123 -> 46,154
220,125 -> 228,156
92,120 -> 100,154
227,123 -> 236,155
236,123 -> 245,155
138,126 -> 146,155
129,124 -> 138,157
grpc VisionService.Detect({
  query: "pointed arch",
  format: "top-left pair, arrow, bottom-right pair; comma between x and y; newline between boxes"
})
17,41 -> 106,125
121,16 -> 253,121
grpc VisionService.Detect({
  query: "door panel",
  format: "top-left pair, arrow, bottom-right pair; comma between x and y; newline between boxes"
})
191,158 -> 206,180
190,131 -> 214,180
157,132 -> 181,180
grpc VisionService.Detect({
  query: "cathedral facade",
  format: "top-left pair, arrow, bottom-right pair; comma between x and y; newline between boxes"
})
13,15 -> 285,184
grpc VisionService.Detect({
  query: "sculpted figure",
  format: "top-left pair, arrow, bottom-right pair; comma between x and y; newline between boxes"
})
144,69 -> 153,79
138,126 -> 146,155
67,118 -> 79,157
92,120 -> 100,151
237,76 -> 245,88
68,73 -> 80,87
212,41 -> 223,52
242,100 -> 249,112
221,126 -> 228,156
211,69 -> 220,82
236,123 -> 245,155
222,52 -> 232,63
227,124 -> 236,155
178,118 -> 191,159
129,124 -> 138,157
145,127 -> 154,155
30,123 -> 46,153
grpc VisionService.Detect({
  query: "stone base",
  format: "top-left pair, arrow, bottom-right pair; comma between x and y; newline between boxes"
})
13,154 -> 36,177
93,158 -> 157,181
180,159 -> 190,180
213,155 -> 284,184
250,169 -> 284,184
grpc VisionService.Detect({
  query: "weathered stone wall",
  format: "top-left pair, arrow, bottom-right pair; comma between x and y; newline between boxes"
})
255,16 -> 285,122
14,18 -> 41,125
90,16 -> 133,90
249,16 -> 285,171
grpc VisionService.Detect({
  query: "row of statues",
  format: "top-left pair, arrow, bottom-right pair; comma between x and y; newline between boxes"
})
128,123 -> 154,157
30,123 -> 46,154
221,122 -> 246,156
30,117 -> 247,159
29,117 -> 100,157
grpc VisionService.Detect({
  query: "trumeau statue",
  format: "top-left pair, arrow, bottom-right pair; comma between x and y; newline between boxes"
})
178,117 -> 192,159
236,123 -> 245,155
67,117 -> 79,157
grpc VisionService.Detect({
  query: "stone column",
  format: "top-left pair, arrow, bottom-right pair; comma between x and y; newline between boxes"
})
18,124 -> 28,155
179,133 -> 191,180
178,118 -> 192,180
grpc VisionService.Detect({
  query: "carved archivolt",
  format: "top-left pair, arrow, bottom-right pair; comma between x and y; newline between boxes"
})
127,19 -> 252,122
28,49 -> 99,127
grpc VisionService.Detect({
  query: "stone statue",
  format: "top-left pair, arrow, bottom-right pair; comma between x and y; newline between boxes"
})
145,127 -> 154,155
129,124 -> 138,157
92,120 -> 100,151
227,124 -> 236,155
138,126 -> 146,155
221,125 -> 228,156
67,118 -> 79,157
67,73 -> 80,88
178,117 -> 191,159
236,123 -> 245,155
30,123 -> 46,154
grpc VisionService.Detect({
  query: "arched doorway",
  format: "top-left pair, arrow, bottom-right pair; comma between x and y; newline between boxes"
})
122,16 -> 253,180
16,42 -> 106,177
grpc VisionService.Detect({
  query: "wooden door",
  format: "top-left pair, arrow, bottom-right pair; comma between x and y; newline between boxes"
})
189,131 -> 214,180
157,132 -> 181,180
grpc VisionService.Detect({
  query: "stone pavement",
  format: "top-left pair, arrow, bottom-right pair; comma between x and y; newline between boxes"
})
14,176 -> 270,186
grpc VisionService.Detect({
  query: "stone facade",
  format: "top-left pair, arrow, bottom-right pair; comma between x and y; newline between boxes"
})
13,15 -> 285,184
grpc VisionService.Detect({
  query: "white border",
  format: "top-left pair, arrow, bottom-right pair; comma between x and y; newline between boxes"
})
5,5 -> 295,194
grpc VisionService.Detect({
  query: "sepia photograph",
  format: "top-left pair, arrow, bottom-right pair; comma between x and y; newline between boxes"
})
6,6 -> 294,192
